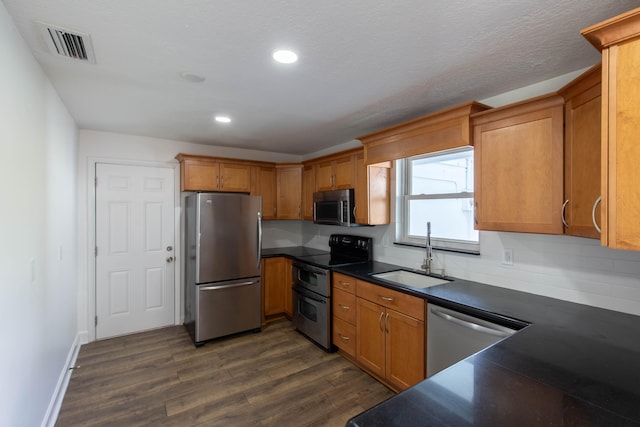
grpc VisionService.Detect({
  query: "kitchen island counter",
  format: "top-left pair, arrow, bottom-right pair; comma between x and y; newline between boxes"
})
335,262 -> 640,426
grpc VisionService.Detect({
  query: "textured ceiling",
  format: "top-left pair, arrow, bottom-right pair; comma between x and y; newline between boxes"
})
3,0 -> 639,154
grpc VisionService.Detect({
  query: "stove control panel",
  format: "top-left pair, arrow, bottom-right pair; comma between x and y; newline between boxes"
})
329,234 -> 373,261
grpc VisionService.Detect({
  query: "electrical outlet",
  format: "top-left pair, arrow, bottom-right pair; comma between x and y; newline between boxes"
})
502,249 -> 513,265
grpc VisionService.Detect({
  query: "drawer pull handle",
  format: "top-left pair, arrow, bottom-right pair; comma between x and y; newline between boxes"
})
338,334 -> 350,341
338,304 -> 350,310
339,281 -> 351,287
379,295 -> 394,302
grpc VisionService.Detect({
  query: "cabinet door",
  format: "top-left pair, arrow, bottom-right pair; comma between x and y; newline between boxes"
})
302,164 -> 315,220
356,298 -> 385,379
333,155 -> 355,189
473,96 -> 564,234
603,39 -> 640,249
333,288 -> 357,324
333,317 -> 356,357
283,258 -> 293,317
562,67 -> 601,239
182,160 -> 219,191
333,272 -> 357,294
385,309 -> 425,391
316,161 -> 335,191
276,166 -> 302,219
256,166 -> 277,220
263,257 -> 285,316
354,153 -> 390,225
219,163 -> 251,193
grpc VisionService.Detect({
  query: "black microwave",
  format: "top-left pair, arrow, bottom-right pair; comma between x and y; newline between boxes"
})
313,189 -> 356,226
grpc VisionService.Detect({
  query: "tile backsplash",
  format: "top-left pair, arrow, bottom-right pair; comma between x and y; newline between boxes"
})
263,220 -> 640,316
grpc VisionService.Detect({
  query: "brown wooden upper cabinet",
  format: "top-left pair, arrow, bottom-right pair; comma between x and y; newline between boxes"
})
301,163 -> 315,221
276,164 -> 303,220
582,8 -> 640,250
472,93 -> 565,234
558,65 -> 602,239
175,154 -> 252,193
316,153 -> 356,191
359,101 -> 490,165
253,166 -> 277,220
354,152 -> 391,225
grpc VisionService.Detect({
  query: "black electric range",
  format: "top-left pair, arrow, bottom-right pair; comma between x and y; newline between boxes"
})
291,234 -> 373,350
296,234 -> 373,269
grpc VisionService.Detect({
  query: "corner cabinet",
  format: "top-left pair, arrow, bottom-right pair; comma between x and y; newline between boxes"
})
472,94 -> 565,234
253,166 -> 277,220
558,65 -> 602,239
582,8 -> 640,250
276,164 -> 302,220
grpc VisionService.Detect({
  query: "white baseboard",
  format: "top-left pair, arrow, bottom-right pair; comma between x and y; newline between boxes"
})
78,330 -> 89,345
41,332 -> 83,427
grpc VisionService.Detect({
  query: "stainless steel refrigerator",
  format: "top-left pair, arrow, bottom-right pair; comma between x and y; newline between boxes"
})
184,192 -> 262,346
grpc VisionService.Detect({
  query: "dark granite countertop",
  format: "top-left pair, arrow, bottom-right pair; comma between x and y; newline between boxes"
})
334,261 -> 640,426
261,246 -> 329,259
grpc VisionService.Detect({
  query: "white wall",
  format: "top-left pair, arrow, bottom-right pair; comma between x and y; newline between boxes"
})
298,66 -> 640,317
75,130 -> 302,340
301,223 -> 640,316
0,3 -> 78,426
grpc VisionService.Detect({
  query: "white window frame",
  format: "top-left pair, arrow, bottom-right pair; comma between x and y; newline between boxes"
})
397,147 -> 480,254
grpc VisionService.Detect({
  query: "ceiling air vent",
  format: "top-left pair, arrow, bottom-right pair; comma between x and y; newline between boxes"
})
37,22 -> 96,63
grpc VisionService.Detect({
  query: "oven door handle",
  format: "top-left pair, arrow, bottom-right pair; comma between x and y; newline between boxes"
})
293,286 -> 326,304
292,263 -> 327,276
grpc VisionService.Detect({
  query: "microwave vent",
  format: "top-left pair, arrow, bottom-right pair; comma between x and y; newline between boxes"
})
37,22 -> 96,63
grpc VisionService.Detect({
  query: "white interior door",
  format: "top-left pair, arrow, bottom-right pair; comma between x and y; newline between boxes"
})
95,163 -> 175,339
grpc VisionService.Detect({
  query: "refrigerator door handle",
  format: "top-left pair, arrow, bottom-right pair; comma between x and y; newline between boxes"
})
257,212 -> 262,268
199,280 -> 259,291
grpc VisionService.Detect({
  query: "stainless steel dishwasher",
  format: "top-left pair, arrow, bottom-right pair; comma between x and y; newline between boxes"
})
427,303 -> 516,377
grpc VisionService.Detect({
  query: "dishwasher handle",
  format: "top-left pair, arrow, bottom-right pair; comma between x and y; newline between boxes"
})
430,306 -> 514,338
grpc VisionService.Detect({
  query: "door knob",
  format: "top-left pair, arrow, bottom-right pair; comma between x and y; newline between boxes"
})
166,256 -> 174,263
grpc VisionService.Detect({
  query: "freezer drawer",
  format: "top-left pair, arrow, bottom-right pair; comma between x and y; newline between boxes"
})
195,278 -> 261,344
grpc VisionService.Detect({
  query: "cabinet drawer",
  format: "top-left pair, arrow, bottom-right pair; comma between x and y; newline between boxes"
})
333,288 -> 356,324
333,272 -> 357,294
333,317 -> 356,357
356,280 -> 425,321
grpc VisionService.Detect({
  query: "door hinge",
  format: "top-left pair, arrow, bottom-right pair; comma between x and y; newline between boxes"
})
95,316 -> 98,326
95,246 -> 98,256
94,176 -> 98,187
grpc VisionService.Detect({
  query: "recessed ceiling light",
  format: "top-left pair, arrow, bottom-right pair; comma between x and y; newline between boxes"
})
272,49 -> 298,64
214,115 -> 231,123
179,71 -> 205,83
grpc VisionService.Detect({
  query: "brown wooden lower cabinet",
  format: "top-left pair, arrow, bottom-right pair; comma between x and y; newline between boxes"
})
262,257 -> 293,322
331,273 -> 426,392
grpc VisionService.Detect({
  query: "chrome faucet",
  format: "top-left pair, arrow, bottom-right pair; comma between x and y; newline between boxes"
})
421,221 -> 433,274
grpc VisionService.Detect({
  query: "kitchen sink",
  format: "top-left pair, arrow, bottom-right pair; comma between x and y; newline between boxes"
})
371,270 -> 451,289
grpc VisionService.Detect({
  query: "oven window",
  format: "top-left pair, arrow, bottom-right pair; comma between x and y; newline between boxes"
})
300,298 -> 318,322
298,269 -> 321,288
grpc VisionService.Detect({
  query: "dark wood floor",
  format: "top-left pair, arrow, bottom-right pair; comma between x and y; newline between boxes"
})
56,320 -> 394,426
